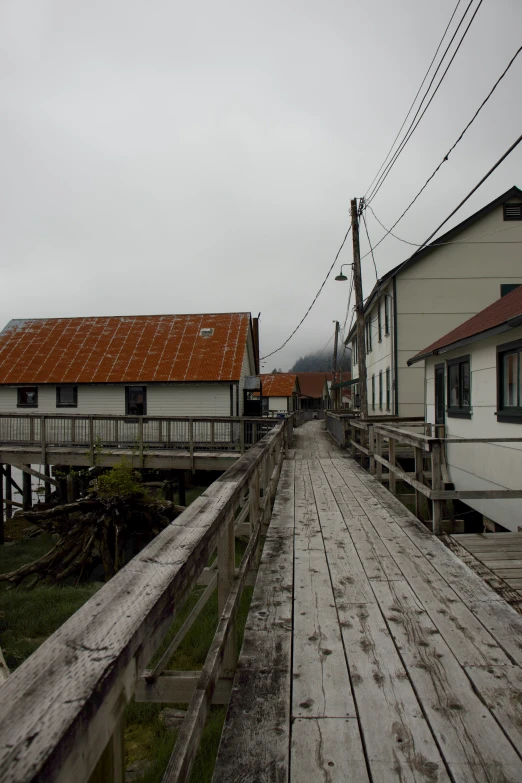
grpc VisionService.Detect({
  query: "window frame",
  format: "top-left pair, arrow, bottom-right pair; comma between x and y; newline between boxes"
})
378,370 -> 383,410
56,385 -> 78,408
446,354 -> 471,418
386,367 -> 391,411
371,374 -> 375,410
352,339 -> 357,365
384,296 -> 390,335
377,302 -> 382,342
17,386 -> 38,408
125,385 -> 147,416
497,337 -> 522,423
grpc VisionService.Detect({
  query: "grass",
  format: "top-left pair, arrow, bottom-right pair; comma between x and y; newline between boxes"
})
0,495 -> 255,783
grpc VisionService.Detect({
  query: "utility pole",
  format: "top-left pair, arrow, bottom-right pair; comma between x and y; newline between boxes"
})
351,198 -> 368,418
332,320 -> 339,409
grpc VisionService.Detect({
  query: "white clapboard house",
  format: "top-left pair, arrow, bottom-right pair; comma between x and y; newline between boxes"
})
258,374 -> 300,415
0,312 -> 259,417
347,186 -> 522,418
408,285 -> 522,532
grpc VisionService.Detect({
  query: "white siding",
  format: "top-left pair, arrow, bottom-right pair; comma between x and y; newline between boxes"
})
425,327 -> 522,532
267,396 -> 289,413
0,383 -> 231,417
396,200 -> 522,417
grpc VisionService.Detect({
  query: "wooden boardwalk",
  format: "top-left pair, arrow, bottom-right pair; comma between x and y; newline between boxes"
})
213,420 -> 522,783
451,533 -> 522,595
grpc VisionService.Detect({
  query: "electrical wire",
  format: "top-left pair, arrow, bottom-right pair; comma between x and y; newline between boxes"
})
365,45 -> 522,244
354,132 -> 522,317
364,0 -> 464,199
260,226 -> 352,360
367,205 -> 522,247
361,208 -> 378,281
367,0 -> 485,204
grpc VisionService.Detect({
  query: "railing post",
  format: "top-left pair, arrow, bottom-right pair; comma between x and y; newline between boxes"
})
239,420 -> 245,454
166,419 -> 171,449
88,717 -> 125,783
388,437 -> 396,495
189,418 -> 194,471
375,431 -> 382,483
89,416 -> 95,465
210,419 -> 215,449
138,417 -> 144,468
40,415 -> 46,465
351,424 -> 356,458
431,442 -> 443,535
414,447 -> 425,522
114,418 -> 118,446
218,509 -> 236,676
368,424 -> 375,474
71,417 -> 76,445
29,417 -> 35,443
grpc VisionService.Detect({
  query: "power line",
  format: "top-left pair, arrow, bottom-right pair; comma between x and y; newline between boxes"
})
358,44 -> 522,263
260,226 -> 352,360
367,204 -> 522,247
363,0 -> 464,199
367,0 -> 485,204
353,132 -> 522,319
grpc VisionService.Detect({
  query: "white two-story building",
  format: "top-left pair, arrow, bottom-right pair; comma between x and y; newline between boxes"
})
347,186 -> 522,418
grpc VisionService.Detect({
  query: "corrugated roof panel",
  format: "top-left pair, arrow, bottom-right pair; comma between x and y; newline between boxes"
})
0,313 -> 251,384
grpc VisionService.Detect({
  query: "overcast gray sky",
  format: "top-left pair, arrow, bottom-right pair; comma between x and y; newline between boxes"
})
1,0 -> 521,370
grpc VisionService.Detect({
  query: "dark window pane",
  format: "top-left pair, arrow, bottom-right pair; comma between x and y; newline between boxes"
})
18,387 -> 38,406
503,353 -> 519,407
57,385 -> 77,406
126,386 -> 147,415
460,362 -> 470,407
449,365 -> 459,408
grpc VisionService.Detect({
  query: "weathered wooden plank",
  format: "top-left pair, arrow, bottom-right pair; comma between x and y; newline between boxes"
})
293,546 -> 355,718
291,718 -> 369,783
135,671 -> 232,704
294,460 -> 323,551
464,665 -> 522,756
211,667 -> 290,783
464,598 -> 522,666
338,601 -> 450,783
373,580 -> 522,781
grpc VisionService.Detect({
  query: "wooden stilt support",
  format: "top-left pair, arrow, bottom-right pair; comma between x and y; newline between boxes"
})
4,465 -> 12,521
44,465 -> 52,503
22,466 -> 32,511
178,470 -> 186,506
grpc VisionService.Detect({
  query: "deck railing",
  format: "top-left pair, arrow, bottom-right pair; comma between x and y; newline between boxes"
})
0,419 -> 288,783
0,413 -> 289,464
325,413 -> 522,534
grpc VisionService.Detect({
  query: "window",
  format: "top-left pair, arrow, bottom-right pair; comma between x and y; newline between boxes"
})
371,375 -> 375,410
126,386 -> 147,415
384,296 -> 390,335
366,318 -> 372,353
386,367 -> 391,411
501,283 -> 521,298
379,370 -> 383,410
17,387 -> 38,407
56,385 -> 78,407
352,339 -> 357,365
377,302 -> 382,342
447,355 -> 471,418
503,202 -> 522,221
497,338 -> 522,423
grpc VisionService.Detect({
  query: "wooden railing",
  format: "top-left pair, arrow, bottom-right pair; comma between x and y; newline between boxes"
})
0,413 -> 289,463
329,414 -> 522,535
0,420 -> 288,783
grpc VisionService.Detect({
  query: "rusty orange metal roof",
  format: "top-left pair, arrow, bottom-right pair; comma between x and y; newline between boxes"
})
0,313 -> 251,384
259,373 -> 298,397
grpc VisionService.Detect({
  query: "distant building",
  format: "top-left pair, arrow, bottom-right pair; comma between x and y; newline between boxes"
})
0,312 -> 259,417
296,372 -> 329,410
347,186 -> 522,417
409,285 -> 522,532
258,373 -> 300,415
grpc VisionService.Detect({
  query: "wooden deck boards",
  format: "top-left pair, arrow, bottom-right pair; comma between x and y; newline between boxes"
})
451,533 -> 522,596
213,421 -> 522,782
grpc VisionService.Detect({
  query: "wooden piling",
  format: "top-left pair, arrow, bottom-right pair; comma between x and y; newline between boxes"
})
4,465 -> 12,521
0,463 -> 4,545
178,470 -> 186,506
22,466 -> 32,511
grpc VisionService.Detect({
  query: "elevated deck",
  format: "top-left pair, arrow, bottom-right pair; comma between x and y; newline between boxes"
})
214,420 -> 522,782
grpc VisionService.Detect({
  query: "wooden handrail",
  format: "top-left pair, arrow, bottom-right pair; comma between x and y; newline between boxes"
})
0,421 -> 287,783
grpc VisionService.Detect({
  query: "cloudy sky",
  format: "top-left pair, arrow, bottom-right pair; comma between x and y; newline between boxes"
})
1,1 -> 521,370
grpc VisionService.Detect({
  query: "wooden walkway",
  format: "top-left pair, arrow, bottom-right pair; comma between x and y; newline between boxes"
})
213,420 -> 522,783
451,533 -> 522,595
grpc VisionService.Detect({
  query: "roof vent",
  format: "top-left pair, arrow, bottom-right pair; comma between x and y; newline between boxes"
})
199,327 -> 214,338
503,202 -> 522,221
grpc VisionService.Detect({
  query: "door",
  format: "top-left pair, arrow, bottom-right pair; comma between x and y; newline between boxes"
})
435,364 -> 445,425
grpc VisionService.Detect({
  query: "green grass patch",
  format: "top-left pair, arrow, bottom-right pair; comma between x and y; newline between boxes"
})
0,533 -> 55,576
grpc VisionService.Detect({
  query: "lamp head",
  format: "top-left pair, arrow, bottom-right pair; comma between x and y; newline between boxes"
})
335,273 -> 348,281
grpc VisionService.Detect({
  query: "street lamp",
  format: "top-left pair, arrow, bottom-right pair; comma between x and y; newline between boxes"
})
335,263 -> 352,281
